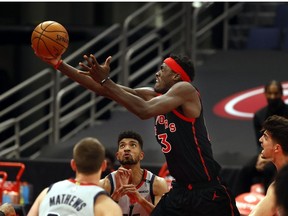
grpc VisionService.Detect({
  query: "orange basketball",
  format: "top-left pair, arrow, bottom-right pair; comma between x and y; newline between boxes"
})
31,21 -> 69,59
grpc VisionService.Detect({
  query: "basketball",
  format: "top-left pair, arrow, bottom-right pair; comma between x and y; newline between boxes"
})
31,21 -> 69,59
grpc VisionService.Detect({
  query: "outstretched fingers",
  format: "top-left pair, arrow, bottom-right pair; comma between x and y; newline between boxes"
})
78,70 -> 90,76
78,54 -> 112,83
105,56 -> 112,67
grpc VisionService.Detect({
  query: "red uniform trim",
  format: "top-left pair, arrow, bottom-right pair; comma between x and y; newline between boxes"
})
68,178 -> 98,186
136,169 -> 148,189
191,124 -> 211,181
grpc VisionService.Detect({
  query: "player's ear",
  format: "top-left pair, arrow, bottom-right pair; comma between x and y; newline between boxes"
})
139,151 -> 144,161
70,159 -> 76,171
101,160 -> 107,172
173,73 -> 182,81
274,144 -> 281,152
115,152 -> 120,160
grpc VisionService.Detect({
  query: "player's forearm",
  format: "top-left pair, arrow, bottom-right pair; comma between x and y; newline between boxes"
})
103,80 -> 152,119
58,62 -> 108,96
137,197 -> 155,214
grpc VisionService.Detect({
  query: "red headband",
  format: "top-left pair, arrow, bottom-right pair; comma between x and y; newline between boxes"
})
164,57 -> 191,82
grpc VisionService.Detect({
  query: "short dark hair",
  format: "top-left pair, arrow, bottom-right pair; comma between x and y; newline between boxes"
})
262,115 -> 288,154
73,137 -> 105,175
274,164 -> 288,215
117,131 -> 143,149
170,53 -> 195,81
264,80 -> 283,94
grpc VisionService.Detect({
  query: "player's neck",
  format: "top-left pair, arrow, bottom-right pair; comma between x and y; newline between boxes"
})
75,172 -> 100,185
275,156 -> 288,171
131,168 -> 144,186
121,164 -> 144,185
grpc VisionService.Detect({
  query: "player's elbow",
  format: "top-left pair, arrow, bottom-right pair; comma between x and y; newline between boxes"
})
134,109 -> 153,120
138,115 -> 150,120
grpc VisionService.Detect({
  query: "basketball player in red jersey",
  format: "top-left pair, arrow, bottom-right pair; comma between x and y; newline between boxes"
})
35,52 -> 240,216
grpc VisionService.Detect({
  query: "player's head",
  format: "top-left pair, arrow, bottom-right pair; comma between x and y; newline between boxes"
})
154,54 -> 195,93
72,137 -> 105,175
260,115 -> 288,159
116,131 -> 144,166
118,130 -> 143,149
264,80 -> 283,108
169,54 -> 195,82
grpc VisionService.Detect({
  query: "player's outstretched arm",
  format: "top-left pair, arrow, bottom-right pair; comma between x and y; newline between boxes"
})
34,50 -> 105,95
33,50 -> 153,100
79,54 -> 198,120
79,54 -> 156,100
33,50 -> 108,96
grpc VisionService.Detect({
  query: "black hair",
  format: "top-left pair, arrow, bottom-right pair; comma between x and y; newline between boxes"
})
261,115 -> 288,154
170,53 -> 195,81
118,130 -> 143,149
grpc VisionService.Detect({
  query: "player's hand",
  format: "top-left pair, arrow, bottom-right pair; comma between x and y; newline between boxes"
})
79,54 -> 112,83
125,185 -> 141,204
115,167 -> 132,188
256,153 -> 271,171
0,203 -> 16,216
32,45 -> 62,68
112,184 -> 141,204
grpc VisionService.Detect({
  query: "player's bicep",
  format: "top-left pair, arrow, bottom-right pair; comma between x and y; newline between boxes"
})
120,85 -> 156,100
27,188 -> 49,216
152,177 -> 169,205
94,194 -> 122,216
146,85 -> 190,114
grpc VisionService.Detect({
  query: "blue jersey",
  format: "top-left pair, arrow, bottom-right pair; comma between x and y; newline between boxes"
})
154,98 -> 221,185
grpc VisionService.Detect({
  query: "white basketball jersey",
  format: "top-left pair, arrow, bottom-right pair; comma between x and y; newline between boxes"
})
109,169 -> 155,216
39,179 -> 107,216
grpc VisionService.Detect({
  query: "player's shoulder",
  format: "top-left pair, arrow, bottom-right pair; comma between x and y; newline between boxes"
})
99,174 -> 113,192
153,175 -> 169,186
94,194 -> 122,215
152,175 -> 170,194
135,86 -> 158,100
171,81 -> 197,94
